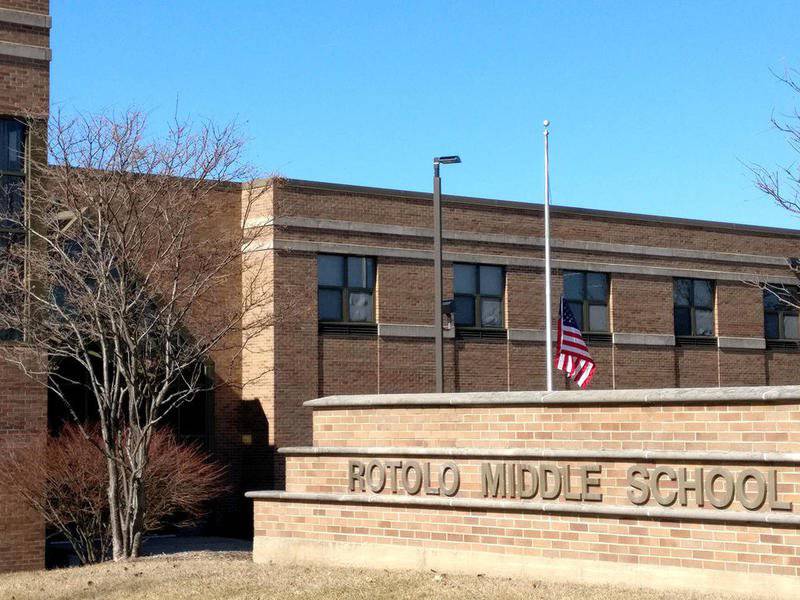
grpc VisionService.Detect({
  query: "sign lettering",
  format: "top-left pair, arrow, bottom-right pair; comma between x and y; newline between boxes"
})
346,459 -> 794,512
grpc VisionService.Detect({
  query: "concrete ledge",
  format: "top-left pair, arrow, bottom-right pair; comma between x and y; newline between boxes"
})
270,215 -> 788,267
257,239 -> 797,285
613,332 -> 675,346
507,328 -> 546,342
252,537 -> 800,600
246,491 -> 800,526
0,40 -> 50,61
718,336 -> 767,350
304,384 -> 800,409
377,323 -> 454,339
278,445 -> 800,464
0,8 -> 50,28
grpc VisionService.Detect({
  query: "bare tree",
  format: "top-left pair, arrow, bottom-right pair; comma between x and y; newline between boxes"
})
751,68 -> 800,311
0,424 -> 227,565
0,110 -> 275,560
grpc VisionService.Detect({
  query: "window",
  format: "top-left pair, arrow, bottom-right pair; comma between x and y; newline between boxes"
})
764,288 -> 799,340
453,264 -> 504,328
563,271 -> 609,332
0,118 -> 25,230
0,119 -> 25,342
674,278 -> 714,337
317,254 -> 375,322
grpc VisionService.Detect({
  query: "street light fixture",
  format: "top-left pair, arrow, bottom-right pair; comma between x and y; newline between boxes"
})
433,155 -> 461,393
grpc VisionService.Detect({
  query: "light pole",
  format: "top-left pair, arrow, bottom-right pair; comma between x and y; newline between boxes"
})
433,155 -> 461,393
543,121 -> 554,391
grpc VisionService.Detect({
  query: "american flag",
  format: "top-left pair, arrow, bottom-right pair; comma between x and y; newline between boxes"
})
555,297 -> 596,388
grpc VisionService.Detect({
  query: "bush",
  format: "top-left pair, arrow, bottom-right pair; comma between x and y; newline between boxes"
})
0,424 -> 226,564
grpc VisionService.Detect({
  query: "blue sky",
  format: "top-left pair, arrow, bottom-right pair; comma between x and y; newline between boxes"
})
52,1 -> 800,228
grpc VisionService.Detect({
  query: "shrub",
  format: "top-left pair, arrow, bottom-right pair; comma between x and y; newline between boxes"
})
0,424 -> 226,564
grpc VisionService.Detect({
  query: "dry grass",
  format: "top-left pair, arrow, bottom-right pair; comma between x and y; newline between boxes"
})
0,552 -> 749,600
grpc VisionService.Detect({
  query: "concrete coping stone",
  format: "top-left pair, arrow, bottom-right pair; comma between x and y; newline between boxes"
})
0,7 -> 51,28
244,490 -> 800,527
0,40 -> 50,61
304,384 -> 800,409
278,445 -> 800,465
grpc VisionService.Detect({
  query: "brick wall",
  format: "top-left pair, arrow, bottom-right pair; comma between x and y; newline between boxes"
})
0,1 -> 49,117
252,390 -> 800,596
0,0 -> 49,573
0,357 -> 46,572
251,180 -> 800,489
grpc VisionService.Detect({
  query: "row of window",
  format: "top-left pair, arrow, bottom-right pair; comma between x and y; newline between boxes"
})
317,254 -> 799,341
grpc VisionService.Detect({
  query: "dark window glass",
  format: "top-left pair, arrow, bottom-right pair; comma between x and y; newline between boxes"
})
673,278 -> 715,337
318,255 -> 345,287
0,175 -> 23,227
674,307 -> 692,336
0,120 -> 25,344
453,295 -> 475,326
764,292 -> 782,312
479,265 -> 503,296
318,288 -> 343,321
586,272 -> 608,302
693,280 -> 713,308
563,271 -> 584,301
673,278 -> 691,306
347,256 -> 374,289
763,288 -> 799,340
453,264 -> 477,294
563,271 -> 609,332
764,312 -> 779,340
0,119 -> 24,174
453,263 -> 504,329
317,254 -> 375,322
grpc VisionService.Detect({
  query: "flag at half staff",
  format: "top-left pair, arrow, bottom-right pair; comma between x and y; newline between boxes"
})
555,297 -> 596,388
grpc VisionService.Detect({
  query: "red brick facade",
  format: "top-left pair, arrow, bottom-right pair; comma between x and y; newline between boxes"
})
0,359 -> 46,572
0,0 -> 49,574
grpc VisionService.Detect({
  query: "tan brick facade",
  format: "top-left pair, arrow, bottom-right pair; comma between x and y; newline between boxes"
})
237,178 -> 800,495
250,388 -> 800,598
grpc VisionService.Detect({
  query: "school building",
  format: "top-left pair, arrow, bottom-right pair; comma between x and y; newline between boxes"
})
1,0 -> 800,576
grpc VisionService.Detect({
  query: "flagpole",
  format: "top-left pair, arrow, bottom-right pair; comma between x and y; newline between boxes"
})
543,120 -> 554,391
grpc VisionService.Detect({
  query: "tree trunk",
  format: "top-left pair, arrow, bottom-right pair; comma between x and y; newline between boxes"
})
106,455 -> 126,561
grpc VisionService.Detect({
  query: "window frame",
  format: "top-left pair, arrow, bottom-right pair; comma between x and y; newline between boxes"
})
453,263 -> 505,330
317,254 -> 376,324
562,270 -> 610,333
673,278 -> 715,338
763,287 -> 799,341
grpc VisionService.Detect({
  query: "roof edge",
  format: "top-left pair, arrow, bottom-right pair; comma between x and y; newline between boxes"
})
271,178 -> 800,239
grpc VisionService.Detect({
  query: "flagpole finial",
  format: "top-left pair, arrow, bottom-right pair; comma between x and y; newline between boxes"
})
543,119 -> 550,127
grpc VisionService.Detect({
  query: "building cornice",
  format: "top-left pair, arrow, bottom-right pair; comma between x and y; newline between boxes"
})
0,7 -> 51,29
265,216 -> 788,268
275,178 -> 800,239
